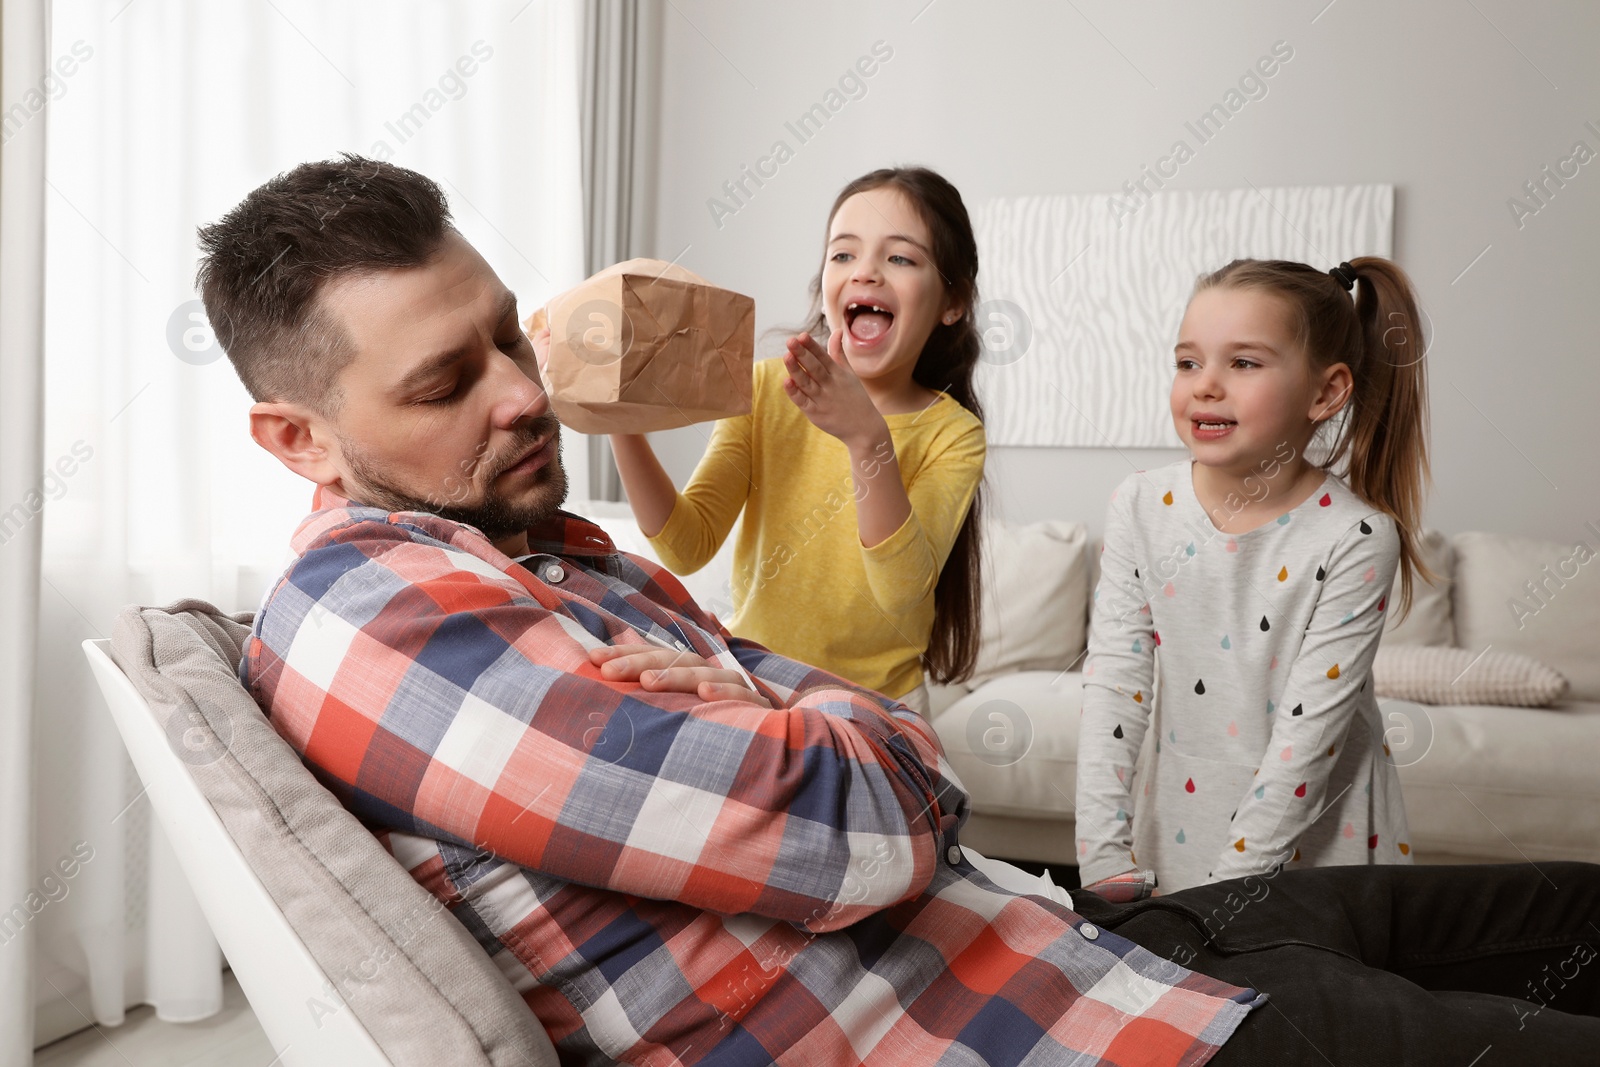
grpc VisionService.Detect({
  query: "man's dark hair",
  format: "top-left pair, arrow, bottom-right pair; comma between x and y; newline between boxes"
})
195,154 -> 453,412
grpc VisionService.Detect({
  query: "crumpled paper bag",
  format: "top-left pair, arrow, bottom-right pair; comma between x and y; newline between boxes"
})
525,258 -> 754,434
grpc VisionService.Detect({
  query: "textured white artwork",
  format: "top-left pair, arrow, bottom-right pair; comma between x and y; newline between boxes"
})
971,184 -> 1394,448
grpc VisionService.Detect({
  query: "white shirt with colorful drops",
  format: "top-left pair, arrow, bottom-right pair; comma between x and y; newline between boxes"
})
1076,460 -> 1414,892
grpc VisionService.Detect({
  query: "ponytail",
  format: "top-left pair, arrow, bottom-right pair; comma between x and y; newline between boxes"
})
1337,257 -> 1434,616
1196,257 -> 1434,617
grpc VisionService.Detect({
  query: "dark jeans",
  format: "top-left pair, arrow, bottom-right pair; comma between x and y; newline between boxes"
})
1072,862 -> 1600,1065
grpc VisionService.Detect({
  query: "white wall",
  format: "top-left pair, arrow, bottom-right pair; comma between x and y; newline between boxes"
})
638,0 -> 1597,544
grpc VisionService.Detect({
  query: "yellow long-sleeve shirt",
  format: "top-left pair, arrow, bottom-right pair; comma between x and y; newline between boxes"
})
649,357 -> 985,698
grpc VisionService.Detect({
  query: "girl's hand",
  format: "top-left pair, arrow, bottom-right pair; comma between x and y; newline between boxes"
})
589,645 -> 771,708
782,330 -> 887,449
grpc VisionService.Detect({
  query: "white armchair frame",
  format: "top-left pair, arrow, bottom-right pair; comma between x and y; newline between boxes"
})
83,639 -> 394,1067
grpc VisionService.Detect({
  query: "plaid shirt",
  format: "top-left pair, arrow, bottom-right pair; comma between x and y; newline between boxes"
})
243,490 -> 1262,1065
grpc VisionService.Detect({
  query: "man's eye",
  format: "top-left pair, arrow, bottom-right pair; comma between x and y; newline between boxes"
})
420,387 -> 459,405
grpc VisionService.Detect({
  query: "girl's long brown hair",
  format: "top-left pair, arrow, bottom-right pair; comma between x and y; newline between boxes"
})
1196,257 -> 1434,615
803,167 -> 985,684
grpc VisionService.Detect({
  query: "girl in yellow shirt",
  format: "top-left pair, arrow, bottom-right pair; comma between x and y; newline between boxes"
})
608,167 -> 987,713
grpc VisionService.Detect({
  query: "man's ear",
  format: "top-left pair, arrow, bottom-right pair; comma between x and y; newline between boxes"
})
250,402 -> 343,486
1310,362 -> 1353,424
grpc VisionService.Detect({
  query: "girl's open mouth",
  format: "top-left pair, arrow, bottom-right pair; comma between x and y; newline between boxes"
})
845,301 -> 894,346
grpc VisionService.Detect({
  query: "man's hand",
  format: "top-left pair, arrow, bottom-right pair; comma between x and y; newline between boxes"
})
590,645 -> 772,707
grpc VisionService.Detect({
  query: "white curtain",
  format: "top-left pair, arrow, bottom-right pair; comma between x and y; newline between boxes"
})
579,0 -> 659,502
1,1 -> 52,1062
22,0 -> 586,1052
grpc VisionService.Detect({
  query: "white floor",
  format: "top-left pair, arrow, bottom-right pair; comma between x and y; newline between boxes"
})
34,972 -> 274,1067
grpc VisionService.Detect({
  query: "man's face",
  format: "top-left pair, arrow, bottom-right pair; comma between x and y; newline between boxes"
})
315,230 -> 566,546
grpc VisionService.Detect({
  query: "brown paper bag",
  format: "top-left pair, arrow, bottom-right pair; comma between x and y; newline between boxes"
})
524,258 -> 754,434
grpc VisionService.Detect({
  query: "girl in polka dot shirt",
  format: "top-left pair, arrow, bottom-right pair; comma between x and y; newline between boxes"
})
1076,257 -> 1434,895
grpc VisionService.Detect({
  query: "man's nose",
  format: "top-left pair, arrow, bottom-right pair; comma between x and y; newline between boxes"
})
491,347 -> 550,427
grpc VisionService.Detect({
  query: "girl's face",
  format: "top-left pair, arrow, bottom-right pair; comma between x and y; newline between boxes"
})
821,187 -> 958,385
1171,287 -> 1347,470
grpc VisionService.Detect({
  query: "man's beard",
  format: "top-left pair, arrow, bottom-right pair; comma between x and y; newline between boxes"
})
340,420 -> 569,541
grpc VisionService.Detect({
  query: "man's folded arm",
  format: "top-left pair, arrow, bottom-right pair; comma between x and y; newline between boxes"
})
256,526 -> 964,932
721,634 -> 958,770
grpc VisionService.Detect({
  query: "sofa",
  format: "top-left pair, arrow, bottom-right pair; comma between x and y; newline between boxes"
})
584,502 -> 1600,871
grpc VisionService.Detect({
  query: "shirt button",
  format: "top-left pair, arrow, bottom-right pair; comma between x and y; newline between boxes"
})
1080,922 -> 1100,941
946,845 -> 963,865
543,564 -> 565,583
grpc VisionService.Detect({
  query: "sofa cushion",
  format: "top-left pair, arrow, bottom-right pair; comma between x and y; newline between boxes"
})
111,600 -> 556,1066
1383,528 -> 1455,646
1373,645 -> 1568,707
1453,531 -> 1600,701
931,670 -> 1084,820
969,521 -> 1090,685
1395,697 -> 1600,863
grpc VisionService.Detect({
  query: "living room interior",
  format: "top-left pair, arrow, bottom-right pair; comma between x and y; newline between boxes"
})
2,1 -> 1596,1064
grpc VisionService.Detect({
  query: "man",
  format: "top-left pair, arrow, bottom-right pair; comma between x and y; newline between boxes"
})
198,155 -> 1600,1065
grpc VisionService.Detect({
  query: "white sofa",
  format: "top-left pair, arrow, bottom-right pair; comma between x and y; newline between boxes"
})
928,524 -> 1600,869
580,502 -> 1600,871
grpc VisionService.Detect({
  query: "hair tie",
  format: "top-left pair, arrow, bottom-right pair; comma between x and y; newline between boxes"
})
1328,262 -> 1358,292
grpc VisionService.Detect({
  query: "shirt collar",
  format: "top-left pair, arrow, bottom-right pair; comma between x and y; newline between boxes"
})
307,484 -> 617,559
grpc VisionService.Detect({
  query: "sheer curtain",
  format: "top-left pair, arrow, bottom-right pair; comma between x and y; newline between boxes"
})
579,0 -> 659,502
1,1 -> 51,1061
26,0 -> 586,1049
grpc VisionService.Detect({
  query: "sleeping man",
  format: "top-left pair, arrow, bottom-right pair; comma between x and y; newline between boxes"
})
198,155 -> 1600,1066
